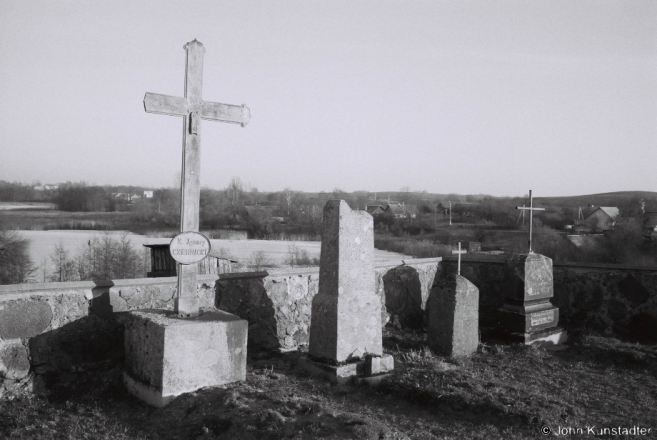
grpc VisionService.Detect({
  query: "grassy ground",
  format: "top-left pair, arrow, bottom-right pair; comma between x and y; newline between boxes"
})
2,330 -> 656,439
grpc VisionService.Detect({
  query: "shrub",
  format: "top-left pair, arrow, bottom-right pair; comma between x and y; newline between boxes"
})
0,230 -> 35,284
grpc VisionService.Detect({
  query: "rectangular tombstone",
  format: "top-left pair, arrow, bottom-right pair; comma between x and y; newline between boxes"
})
504,253 -> 554,302
497,252 -> 566,344
428,274 -> 479,357
123,309 -> 247,407
309,200 -> 382,363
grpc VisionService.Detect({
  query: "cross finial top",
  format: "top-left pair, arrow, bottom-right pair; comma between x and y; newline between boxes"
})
184,39 -> 205,52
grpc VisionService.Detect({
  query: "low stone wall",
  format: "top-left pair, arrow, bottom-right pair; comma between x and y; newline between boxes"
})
441,256 -> 657,342
4,254 -> 654,399
0,258 -> 440,398
215,258 -> 441,351
0,276 -> 216,398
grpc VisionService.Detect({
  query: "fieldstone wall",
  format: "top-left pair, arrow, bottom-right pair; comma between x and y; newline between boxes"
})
441,256 -> 657,342
0,276 -> 216,398
215,258 -> 442,351
4,254 -> 654,399
0,258 -> 440,399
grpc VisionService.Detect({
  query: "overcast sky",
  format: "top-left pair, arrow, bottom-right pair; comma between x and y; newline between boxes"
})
1,1 -> 655,197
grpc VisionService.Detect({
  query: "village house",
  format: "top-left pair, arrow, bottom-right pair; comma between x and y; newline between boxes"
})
33,184 -> 59,191
365,202 -> 417,219
584,206 -> 620,231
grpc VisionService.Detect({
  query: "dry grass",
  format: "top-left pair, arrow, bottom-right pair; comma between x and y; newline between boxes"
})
2,330 -> 657,439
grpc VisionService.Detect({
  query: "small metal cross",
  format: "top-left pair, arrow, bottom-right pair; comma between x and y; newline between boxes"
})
452,242 -> 466,275
516,190 -> 545,253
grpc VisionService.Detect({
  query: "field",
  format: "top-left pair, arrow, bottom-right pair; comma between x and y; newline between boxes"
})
0,202 -> 55,210
2,330 -> 656,439
16,231 -> 410,280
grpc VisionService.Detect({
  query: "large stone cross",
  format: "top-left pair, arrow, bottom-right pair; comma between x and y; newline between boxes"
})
516,190 -> 545,253
144,39 -> 250,316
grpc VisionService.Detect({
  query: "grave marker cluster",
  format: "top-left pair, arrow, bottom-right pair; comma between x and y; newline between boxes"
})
121,41 -> 566,407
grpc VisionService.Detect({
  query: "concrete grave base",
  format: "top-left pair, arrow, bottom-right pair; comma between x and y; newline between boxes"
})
497,326 -> 568,345
299,354 -> 394,385
497,303 -> 560,334
123,309 -> 247,407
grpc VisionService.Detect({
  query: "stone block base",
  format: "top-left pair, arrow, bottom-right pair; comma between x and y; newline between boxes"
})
497,303 -> 559,334
498,326 -> 568,345
299,354 -> 394,385
123,309 -> 247,407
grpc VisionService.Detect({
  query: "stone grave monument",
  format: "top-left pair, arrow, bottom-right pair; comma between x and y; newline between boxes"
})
428,242 -> 479,357
122,40 -> 249,407
497,190 -> 567,344
302,200 -> 394,383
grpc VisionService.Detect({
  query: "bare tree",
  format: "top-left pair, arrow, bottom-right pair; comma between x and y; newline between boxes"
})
0,231 -> 35,284
284,187 -> 293,216
50,241 -> 75,282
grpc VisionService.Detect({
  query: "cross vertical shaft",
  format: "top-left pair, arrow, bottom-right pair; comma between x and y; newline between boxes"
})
516,190 -> 545,254
177,40 -> 205,316
452,242 -> 466,276
529,191 -> 534,252
144,39 -> 250,317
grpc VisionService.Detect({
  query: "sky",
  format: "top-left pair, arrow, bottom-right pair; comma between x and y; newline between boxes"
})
1,1 -> 655,197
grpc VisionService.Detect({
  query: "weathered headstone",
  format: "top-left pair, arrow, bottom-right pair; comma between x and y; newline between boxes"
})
497,191 -> 567,344
123,40 -> 249,406
303,200 -> 393,383
428,242 -> 479,357
427,275 -> 479,357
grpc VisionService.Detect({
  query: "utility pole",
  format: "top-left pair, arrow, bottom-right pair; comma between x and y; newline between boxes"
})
449,201 -> 452,226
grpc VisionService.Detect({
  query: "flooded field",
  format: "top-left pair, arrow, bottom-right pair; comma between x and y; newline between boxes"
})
17,230 -> 411,281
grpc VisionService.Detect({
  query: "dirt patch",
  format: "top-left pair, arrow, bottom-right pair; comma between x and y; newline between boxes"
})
2,329 -> 657,439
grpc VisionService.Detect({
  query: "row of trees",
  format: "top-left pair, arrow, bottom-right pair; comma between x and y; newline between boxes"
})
49,234 -> 147,282
0,230 -> 148,285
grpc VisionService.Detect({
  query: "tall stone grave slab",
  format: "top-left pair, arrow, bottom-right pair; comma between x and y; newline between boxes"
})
123,40 -> 249,406
428,275 -> 479,357
304,200 -> 393,383
497,253 -> 567,344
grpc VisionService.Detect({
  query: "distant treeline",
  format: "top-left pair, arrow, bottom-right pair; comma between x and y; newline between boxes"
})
1,179 -> 655,239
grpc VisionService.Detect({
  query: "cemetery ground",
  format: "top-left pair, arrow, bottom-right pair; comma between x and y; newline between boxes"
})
2,329 -> 656,440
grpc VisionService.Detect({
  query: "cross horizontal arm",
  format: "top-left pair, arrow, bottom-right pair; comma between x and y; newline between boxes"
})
452,250 -> 466,254
516,206 -> 545,211
200,101 -> 250,126
144,93 -> 188,117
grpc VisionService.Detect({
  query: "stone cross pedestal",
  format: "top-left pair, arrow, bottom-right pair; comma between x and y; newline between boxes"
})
123,40 -> 249,406
302,200 -> 393,383
496,253 -> 567,344
428,274 -> 479,357
123,310 -> 247,407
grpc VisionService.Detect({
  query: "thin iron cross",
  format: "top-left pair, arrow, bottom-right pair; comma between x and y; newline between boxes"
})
144,40 -> 250,316
452,242 -> 466,275
516,190 -> 545,253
